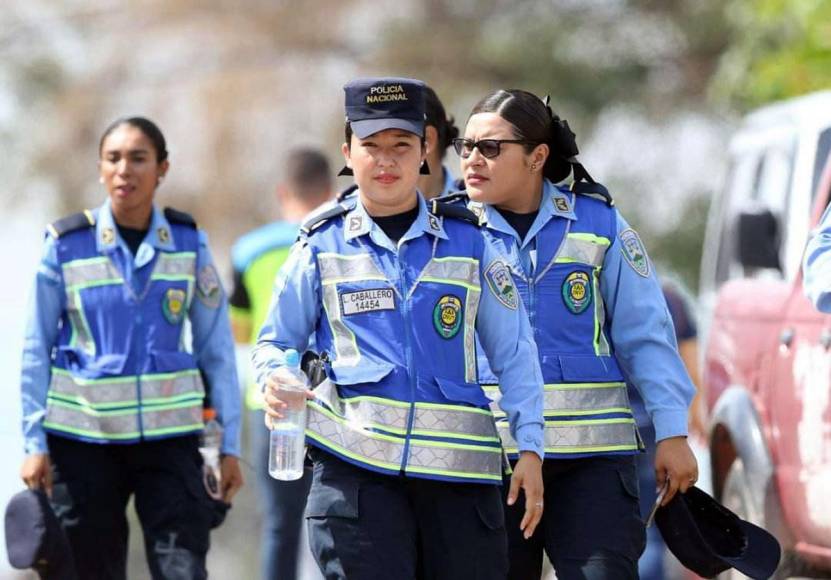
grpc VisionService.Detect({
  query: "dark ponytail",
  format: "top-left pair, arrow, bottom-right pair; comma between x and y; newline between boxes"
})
99,116 -> 168,163
469,89 -> 577,183
424,85 -> 459,159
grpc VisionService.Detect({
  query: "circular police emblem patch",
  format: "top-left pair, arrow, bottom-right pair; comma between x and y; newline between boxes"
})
162,288 -> 187,324
562,271 -> 592,314
433,295 -> 463,339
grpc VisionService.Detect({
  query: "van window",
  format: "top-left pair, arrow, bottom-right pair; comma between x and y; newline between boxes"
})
714,153 -> 761,285
813,127 -> 831,203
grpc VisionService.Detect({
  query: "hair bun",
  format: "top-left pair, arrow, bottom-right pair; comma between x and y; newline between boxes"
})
549,118 -> 579,159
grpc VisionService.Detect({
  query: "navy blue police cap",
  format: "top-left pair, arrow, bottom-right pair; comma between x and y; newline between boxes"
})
655,486 -> 781,579
4,488 -> 76,578
344,77 -> 426,139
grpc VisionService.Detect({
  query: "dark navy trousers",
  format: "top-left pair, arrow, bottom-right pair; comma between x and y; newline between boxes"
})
47,434 -> 217,580
504,455 -> 646,580
305,448 -> 508,580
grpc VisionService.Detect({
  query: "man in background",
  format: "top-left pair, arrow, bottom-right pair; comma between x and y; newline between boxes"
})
229,148 -> 333,580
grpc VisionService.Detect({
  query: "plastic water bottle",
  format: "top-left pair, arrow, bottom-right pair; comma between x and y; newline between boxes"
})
200,408 -> 223,500
268,349 -> 308,481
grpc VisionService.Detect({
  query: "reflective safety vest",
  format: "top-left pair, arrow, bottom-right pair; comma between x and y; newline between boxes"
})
302,203 -> 504,484
43,208 -> 205,444
474,186 -> 642,459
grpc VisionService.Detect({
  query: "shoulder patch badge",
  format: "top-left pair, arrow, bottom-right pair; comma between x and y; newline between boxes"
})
162,288 -> 187,324
433,294 -> 463,339
484,260 -> 518,310
562,270 -> 592,314
197,264 -> 222,308
619,228 -> 650,278
553,196 -> 570,213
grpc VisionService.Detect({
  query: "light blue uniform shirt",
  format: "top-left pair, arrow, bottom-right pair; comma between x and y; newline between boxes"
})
20,202 -> 242,456
253,193 -> 546,459
478,181 -> 694,442
804,205 -> 831,311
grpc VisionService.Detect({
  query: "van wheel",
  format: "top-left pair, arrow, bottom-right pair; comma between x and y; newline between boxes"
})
720,459 -> 793,579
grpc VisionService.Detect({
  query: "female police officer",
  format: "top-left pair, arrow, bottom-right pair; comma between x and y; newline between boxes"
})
453,90 -> 698,579
19,117 -> 243,579
253,77 -> 545,580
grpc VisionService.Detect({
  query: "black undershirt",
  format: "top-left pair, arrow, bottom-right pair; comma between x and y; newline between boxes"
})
496,207 -> 539,242
116,223 -> 149,256
372,205 -> 420,244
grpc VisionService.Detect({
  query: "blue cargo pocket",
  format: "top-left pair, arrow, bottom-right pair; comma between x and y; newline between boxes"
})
558,354 -> 624,383
305,469 -> 360,520
434,377 -> 491,407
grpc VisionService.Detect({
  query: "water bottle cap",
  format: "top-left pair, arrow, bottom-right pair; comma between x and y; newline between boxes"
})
285,349 -> 300,367
203,408 -> 217,421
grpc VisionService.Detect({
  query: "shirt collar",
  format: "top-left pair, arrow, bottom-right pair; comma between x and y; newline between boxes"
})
471,180 -> 576,243
95,201 -> 177,254
343,191 -> 448,244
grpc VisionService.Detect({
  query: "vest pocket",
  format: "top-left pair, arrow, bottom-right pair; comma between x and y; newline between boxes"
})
433,376 -> 491,407
328,361 -> 394,386
558,354 -> 624,382
150,350 -> 196,373
58,346 -> 126,377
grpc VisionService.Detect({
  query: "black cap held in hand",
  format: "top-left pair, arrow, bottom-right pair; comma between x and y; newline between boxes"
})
655,486 -> 781,579
5,488 -> 77,579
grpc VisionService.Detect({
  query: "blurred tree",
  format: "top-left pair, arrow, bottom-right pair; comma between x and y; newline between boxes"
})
711,0 -> 831,110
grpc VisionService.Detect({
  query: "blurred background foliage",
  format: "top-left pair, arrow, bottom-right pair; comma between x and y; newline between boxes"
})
0,0 -> 829,292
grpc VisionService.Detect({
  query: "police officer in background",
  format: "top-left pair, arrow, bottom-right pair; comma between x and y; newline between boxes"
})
229,148 -> 333,580
253,77 -> 545,580
19,117 -> 243,579
451,89 -> 698,579
419,85 -> 461,199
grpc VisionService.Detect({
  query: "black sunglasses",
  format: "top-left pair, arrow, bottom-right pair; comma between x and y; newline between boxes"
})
452,138 -> 539,159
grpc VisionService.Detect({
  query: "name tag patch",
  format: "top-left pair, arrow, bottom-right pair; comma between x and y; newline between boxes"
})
340,288 -> 395,316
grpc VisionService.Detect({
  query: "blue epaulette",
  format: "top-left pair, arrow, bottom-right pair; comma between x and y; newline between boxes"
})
46,210 -> 96,239
435,190 -> 470,206
300,202 -> 352,237
571,180 -> 614,207
163,207 -> 198,228
430,199 -> 480,227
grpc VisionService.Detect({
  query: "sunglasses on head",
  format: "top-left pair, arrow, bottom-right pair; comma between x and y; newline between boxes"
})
452,138 -> 539,159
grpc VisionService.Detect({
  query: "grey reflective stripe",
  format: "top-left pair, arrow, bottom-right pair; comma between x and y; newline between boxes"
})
418,257 -> 480,290
307,382 -> 503,481
48,368 -> 205,409
62,257 -> 122,290
483,382 -> 631,417
66,291 -> 95,354
153,252 -> 196,279
555,235 -> 609,267
141,402 -> 203,436
463,288 -> 480,384
593,271 -> 611,355
407,441 -> 502,481
317,253 -> 388,367
321,285 -> 360,366
306,402 -> 404,471
314,381 -> 499,442
495,417 -> 639,454
44,400 -> 140,440
318,252 -> 387,283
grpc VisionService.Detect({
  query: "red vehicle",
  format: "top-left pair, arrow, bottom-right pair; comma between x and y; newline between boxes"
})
700,92 -> 831,579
